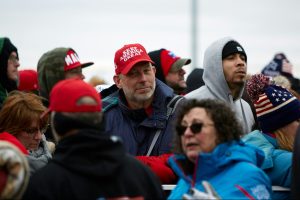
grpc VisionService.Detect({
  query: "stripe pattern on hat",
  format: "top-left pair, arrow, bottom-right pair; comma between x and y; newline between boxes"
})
255,88 -> 295,117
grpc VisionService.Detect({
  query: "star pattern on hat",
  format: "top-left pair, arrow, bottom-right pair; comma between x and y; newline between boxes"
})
255,86 -> 295,117
269,88 -> 293,104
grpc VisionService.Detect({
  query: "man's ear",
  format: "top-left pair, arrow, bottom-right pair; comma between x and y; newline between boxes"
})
113,75 -> 122,89
152,66 -> 156,74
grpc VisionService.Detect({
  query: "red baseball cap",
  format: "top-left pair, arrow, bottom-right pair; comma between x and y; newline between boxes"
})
48,78 -> 102,113
18,69 -> 39,91
64,49 -> 94,71
114,43 -> 154,75
160,49 -> 191,76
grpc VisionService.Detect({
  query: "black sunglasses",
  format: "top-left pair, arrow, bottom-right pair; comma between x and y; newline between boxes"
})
176,123 -> 203,136
176,122 -> 214,136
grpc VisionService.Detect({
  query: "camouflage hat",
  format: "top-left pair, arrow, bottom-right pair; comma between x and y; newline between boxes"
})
37,47 -> 93,101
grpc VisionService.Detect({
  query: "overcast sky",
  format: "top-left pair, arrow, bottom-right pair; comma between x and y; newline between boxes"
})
1,0 -> 300,84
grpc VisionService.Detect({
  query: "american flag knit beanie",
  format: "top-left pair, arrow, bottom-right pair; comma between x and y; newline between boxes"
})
246,74 -> 300,133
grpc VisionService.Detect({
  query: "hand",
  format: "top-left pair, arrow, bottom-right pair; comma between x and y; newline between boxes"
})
182,181 -> 220,200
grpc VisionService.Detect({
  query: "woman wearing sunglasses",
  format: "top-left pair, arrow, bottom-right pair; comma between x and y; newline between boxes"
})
167,99 -> 272,199
0,91 -> 55,175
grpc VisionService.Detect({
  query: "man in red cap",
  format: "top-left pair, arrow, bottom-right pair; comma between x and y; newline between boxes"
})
23,78 -> 165,200
148,48 -> 191,95
37,47 -> 93,106
37,47 -> 93,141
102,43 -> 183,184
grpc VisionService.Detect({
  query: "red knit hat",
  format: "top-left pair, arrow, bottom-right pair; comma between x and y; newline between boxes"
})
18,69 -> 39,91
48,78 -> 101,113
114,43 -> 154,75
160,49 -> 191,76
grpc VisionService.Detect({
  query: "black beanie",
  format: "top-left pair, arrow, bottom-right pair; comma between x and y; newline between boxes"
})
148,49 -> 166,83
0,38 -> 18,92
222,41 -> 247,62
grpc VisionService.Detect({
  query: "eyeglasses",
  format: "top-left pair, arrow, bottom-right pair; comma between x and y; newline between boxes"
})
176,122 -> 214,136
23,125 -> 49,137
8,55 -> 19,65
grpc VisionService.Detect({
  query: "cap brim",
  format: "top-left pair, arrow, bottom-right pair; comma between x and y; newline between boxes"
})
121,59 -> 154,75
171,58 -> 191,72
65,62 -> 94,71
80,62 -> 94,68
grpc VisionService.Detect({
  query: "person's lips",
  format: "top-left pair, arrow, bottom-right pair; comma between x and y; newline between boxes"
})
136,86 -> 151,93
235,71 -> 246,77
185,142 -> 199,149
236,70 -> 246,75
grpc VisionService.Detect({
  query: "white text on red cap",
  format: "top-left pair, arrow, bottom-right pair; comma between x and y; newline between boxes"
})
65,53 -> 80,66
120,47 -> 144,62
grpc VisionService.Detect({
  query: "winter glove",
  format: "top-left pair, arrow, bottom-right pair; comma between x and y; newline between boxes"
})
182,181 -> 221,200
136,153 -> 177,184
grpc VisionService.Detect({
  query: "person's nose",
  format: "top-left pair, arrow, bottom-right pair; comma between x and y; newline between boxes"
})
80,73 -> 85,80
34,130 -> 43,140
236,56 -> 246,66
138,72 -> 147,82
183,126 -> 194,137
178,68 -> 186,75
15,60 -> 20,68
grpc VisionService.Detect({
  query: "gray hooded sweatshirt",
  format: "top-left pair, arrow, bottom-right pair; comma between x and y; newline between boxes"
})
185,37 -> 254,134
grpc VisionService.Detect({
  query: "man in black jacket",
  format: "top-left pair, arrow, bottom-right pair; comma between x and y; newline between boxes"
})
23,78 -> 165,200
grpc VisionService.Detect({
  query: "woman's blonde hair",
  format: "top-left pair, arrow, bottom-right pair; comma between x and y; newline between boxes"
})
0,91 -> 48,135
274,129 -> 294,151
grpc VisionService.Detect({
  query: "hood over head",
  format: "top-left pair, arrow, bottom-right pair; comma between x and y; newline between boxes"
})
203,37 -> 246,101
37,47 -> 93,102
0,37 -> 18,92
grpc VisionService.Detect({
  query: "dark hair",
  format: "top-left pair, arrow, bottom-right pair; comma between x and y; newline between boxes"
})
291,125 -> 300,198
52,112 -> 104,136
172,99 -> 243,154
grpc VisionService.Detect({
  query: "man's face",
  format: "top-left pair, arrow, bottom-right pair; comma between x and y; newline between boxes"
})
222,53 -> 247,87
65,67 -> 85,80
113,62 -> 156,108
7,52 -> 20,81
165,68 -> 187,94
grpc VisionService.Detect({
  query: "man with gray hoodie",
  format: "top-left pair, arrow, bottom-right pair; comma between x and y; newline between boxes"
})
185,37 -> 254,134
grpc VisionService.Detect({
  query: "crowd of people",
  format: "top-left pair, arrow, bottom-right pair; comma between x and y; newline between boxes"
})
0,35 -> 299,199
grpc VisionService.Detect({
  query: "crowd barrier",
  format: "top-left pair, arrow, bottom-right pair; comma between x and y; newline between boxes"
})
162,184 -> 290,192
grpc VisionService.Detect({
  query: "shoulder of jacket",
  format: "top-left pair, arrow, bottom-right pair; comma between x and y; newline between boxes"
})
102,95 -> 119,112
185,86 -> 208,99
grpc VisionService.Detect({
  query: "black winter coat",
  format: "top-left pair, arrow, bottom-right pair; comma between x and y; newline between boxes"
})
23,129 -> 165,200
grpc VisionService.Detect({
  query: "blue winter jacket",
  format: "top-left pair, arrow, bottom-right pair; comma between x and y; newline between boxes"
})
102,79 -> 179,156
243,130 -> 292,199
168,141 -> 272,200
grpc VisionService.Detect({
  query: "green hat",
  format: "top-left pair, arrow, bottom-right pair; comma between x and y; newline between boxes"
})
37,47 -> 93,101
0,38 -> 5,55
